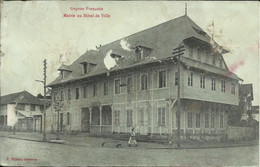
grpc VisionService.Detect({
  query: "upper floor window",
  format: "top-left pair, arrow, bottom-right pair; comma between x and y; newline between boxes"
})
197,48 -> 201,61
83,86 -> 87,98
158,70 -> 166,88
141,74 -> 148,90
127,77 -> 133,93
93,83 -> 98,97
188,72 -> 193,86
135,46 -> 152,61
158,107 -> 166,126
104,82 -> 108,96
61,91 -> 64,101
212,57 -> 216,66
175,72 -> 179,86
189,47 -> 193,58
115,79 -> 120,94
76,88 -> 79,99
205,51 -> 210,63
126,110 -> 133,126
16,104 -> 25,111
231,83 -> 236,94
54,92 -> 58,101
221,80 -> 226,93
30,104 -> 35,111
211,78 -> 216,91
219,58 -> 223,68
68,89 -> 71,100
200,75 -> 205,89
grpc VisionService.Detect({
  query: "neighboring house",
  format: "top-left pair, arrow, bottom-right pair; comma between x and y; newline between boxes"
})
47,14 -> 242,140
248,106 -> 259,122
0,91 -> 50,132
239,84 -> 254,121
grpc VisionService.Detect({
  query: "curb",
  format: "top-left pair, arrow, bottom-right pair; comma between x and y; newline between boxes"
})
2,135 -> 258,150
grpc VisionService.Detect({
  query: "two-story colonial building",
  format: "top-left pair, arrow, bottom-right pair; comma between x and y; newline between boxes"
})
47,14 -> 242,140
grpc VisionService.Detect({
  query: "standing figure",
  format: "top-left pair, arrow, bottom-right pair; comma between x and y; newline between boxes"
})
128,128 -> 137,147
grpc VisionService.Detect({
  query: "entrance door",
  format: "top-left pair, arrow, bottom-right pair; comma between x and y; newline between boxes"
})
81,108 -> 90,132
60,113 -> 63,132
139,108 -> 148,135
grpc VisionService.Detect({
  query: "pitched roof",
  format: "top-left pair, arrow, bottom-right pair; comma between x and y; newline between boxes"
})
48,15 -> 239,87
0,91 -> 44,105
239,84 -> 253,100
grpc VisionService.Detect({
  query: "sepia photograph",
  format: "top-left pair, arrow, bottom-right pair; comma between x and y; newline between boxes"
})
0,1 -> 259,166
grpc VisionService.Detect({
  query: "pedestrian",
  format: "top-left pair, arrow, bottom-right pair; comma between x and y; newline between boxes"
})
128,127 -> 137,147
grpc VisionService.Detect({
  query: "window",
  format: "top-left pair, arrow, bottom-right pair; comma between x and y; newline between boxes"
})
158,107 -> 166,126
104,82 -> 108,95
30,104 -> 35,111
141,74 -> 148,90
175,72 -> 179,86
211,114 -> 215,128
127,77 -> 133,93
139,108 -> 144,125
197,48 -> 201,60
93,83 -> 98,97
16,104 -> 25,110
231,83 -> 236,94
189,47 -> 193,58
188,73 -> 193,86
114,111 -> 120,125
115,79 -> 120,94
212,57 -> 216,65
205,113 -> 209,128
68,89 -> 71,100
200,75 -> 205,89
135,47 -> 142,61
211,78 -> 216,91
126,110 -> 133,126
54,92 -> 58,101
188,112 -> 193,128
61,91 -> 64,101
220,112 -> 224,128
67,112 -> 70,125
76,88 -> 79,99
60,71 -> 64,79
205,51 -> 209,63
83,86 -> 87,98
82,63 -> 88,74
221,80 -> 225,92
219,59 -> 223,68
196,113 -> 200,128
159,70 -> 166,88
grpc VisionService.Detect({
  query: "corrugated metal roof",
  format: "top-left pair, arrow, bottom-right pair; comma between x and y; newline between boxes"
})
0,91 -> 45,105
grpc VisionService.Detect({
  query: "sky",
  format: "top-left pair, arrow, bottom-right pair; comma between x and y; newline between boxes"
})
0,1 -> 259,105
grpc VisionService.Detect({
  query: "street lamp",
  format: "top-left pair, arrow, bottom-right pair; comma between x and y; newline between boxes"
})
35,59 -> 47,142
172,45 -> 185,148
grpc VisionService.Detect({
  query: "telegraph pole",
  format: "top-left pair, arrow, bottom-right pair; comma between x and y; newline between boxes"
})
43,59 -> 47,142
172,45 -> 185,148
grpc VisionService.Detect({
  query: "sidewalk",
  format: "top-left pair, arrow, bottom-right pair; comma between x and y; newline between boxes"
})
1,131 -> 258,149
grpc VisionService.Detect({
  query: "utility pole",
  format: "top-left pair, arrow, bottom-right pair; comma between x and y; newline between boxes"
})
43,59 -> 47,142
172,45 -> 185,148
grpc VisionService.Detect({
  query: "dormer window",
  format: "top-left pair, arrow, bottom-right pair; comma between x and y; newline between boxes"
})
134,46 -> 152,61
82,63 -> 88,74
80,62 -> 96,74
58,64 -> 72,79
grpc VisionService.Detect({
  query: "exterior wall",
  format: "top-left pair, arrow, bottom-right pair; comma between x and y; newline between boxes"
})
182,70 -> 239,105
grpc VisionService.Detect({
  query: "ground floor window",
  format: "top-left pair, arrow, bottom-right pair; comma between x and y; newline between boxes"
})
126,110 -> 133,126
187,112 -> 193,128
211,114 -> 215,128
205,113 -> 209,128
196,113 -> 200,128
114,110 -> 120,125
67,112 -> 70,125
158,107 -> 166,126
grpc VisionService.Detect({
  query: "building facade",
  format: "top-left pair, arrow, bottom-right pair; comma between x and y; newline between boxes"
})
0,91 -> 46,132
48,15 -> 242,139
